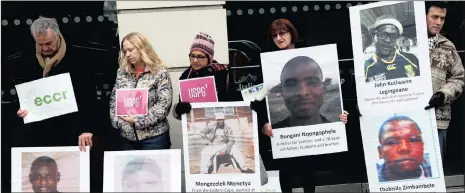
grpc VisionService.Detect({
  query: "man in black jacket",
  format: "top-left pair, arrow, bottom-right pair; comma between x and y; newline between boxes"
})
15,16 -> 96,148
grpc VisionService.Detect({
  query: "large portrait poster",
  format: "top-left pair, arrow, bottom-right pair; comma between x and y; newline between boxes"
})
359,110 -> 446,192
349,1 -> 433,115
11,146 -> 90,192
260,44 -> 348,159
182,102 -> 261,192
102,149 -> 181,192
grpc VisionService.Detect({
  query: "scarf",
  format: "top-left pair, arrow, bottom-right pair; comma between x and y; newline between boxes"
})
428,34 -> 439,50
36,34 -> 67,77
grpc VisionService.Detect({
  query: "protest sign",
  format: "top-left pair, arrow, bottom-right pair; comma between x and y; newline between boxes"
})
179,76 -> 218,103
15,73 -> 78,124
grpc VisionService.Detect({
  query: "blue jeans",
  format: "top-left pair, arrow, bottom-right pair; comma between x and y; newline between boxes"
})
437,129 -> 447,159
122,131 -> 171,150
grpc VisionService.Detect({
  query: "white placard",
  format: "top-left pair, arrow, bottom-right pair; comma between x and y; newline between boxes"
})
103,149 -> 181,192
260,44 -> 347,159
261,171 -> 281,192
241,83 -> 268,103
182,102 -> 261,192
15,73 -> 78,124
349,1 -> 434,115
11,146 -> 90,192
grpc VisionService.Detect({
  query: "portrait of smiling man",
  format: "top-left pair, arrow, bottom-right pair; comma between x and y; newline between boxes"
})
363,13 -> 420,82
28,156 -> 62,193
377,115 -> 432,182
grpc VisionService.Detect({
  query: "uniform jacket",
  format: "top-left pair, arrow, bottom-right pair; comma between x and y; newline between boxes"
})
109,66 -> 173,141
430,35 -> 464,129
365,49 -> 420,82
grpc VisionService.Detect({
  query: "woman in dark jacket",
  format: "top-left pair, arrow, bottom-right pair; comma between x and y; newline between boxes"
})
173,32 -> 269,185
251,18 -> 349,193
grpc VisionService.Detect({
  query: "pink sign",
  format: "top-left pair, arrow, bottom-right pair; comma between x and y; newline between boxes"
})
179,76 -> 218,103
115,88 -> 149,116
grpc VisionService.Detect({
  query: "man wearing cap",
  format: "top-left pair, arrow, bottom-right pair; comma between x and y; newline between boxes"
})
423,2 -> 464,159
199,112 -> 253,174
364,15 -> 420,82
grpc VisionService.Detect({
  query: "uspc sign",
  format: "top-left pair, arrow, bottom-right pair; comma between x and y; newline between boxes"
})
115,88 -> 149,116
15,73 -> 79,124
179,76 -> 218,103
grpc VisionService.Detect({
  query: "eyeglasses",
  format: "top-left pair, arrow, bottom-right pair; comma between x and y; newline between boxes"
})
271,31 -> 289,39
189,54 -> 208,61
377,32 -> 400,41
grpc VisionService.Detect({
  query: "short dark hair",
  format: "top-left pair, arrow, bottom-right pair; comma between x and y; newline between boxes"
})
280,56 -> 323,83
269,18 -> 299,44
30,156 -> 57,172
378,115 -> 422,143
425,1 -> 447,14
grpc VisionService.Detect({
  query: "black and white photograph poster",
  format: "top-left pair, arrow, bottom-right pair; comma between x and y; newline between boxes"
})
349,1 -> 433,115
181,102 -> 261,192
359,110 -> 446,192
260,44 -> 347,159
102,149 -> 181,192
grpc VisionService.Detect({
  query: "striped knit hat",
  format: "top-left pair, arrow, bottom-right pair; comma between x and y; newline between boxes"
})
190,32 -> 215,64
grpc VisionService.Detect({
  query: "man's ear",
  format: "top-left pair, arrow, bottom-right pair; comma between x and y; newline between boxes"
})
56,172 -> 61,182
378,145 -> 383,159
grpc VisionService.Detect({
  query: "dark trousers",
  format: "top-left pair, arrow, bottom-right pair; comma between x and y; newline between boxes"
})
437,129 -> 447,160
278,156 -> 316,193
122,131 -> 171,150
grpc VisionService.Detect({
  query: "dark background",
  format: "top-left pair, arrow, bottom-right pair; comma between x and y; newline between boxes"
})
224,1 -> 465,187
1,1 -> 464,191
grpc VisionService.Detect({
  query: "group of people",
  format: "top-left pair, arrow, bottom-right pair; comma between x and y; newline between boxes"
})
13,2 -> 463,193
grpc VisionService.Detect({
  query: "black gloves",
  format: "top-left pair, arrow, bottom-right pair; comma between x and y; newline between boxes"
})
250,100 -> 261,112
425,92 -> 445,110
175,102 -> 192,115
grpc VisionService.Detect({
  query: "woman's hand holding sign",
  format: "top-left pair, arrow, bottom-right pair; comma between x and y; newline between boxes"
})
121,112 -> 136,124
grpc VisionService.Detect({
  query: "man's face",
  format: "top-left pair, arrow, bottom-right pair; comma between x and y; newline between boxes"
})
281,62 -> 324,118
122,170 -> 162,192
426,6 -> 447,36
29,163 -> 60,192
374,25 -> 400,57
378,120 -> 424,175
217,119 -> 225,127
34,28 -> 59,57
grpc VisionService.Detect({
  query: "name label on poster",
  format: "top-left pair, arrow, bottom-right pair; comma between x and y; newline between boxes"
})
379,183 -> 435,192
115,88 -> 148,116
271,122 -> 347,159
192,181 -> 255,192
179,76 -> 218,103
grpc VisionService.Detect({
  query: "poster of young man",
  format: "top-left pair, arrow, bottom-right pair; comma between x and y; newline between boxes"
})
349,1 -> 433,115
15,73 -> 79,124
179,76 -> 219,103
115,88 -> 149,116
11,146 -> 90,192
260,44 -> 347,159
182,102 -> 261,192
359,110 -> 446,192
102,149 -> 181,192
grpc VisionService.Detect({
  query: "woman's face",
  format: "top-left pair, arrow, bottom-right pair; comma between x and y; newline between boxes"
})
189,50 -> 209,70
272,30 -> 292,50
123,40 -> 142,65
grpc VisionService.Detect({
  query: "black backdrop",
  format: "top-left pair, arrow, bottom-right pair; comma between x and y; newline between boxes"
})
1,1 -> 464,191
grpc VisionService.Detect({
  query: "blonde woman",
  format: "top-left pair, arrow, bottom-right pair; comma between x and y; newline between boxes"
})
109,32 -> 173,150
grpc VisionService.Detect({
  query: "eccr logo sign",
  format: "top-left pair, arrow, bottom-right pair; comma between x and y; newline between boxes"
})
34,91 -> 68,106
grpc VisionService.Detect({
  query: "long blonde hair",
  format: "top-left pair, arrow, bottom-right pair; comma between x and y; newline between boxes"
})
118,32 -> 166,75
